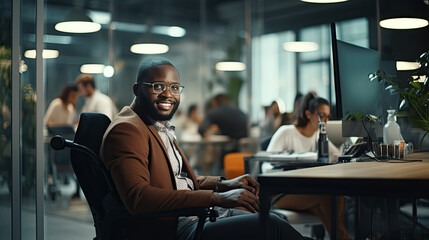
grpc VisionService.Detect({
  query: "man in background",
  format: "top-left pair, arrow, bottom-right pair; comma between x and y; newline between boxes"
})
198,93 -> 248,140
75,74 -> 118,120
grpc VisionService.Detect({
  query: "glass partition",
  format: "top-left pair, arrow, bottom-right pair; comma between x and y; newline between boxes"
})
0,0 -> 12,239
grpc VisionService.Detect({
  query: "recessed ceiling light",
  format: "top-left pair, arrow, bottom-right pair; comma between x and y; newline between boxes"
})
380,18 -> 428,29
215,61 -> 246,71
283,41 -> 319,52
24,49 -> 59,59
396,61 -> 420,71
301,0 -> 349,3
80,64 -> 105,74
130,43 -> 169,54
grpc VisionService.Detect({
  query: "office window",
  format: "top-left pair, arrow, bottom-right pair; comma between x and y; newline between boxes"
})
251,17 -> 369,123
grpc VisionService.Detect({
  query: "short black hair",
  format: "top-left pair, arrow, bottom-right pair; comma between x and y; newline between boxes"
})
136,57 -> 178,84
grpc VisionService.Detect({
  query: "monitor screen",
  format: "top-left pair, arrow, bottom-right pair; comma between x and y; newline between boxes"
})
331,25 -> 398,137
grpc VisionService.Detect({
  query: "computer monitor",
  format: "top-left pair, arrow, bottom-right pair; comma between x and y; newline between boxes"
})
330,23 -> 398,138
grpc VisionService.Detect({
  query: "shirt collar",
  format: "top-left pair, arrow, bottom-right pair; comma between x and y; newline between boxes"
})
150,117 -> 175,133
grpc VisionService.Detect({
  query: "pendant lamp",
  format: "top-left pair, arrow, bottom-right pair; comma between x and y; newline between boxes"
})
55,7 -> 101,33
379,0 -> 428,30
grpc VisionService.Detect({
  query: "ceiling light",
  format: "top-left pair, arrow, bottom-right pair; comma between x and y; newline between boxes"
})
301,0 -> 348,3
283,41 -> 319,52
80,64 -> 105,74
55,8 -> 101,33
103,65 -> 114,78
396,61 -> 420,71
412,75 -> 426,83
380,18 -> 428,30
87,10 -> 111,25
24,49 -> 59,59
130,43 -> 169,54
112,22 -> 148,33
215,61 -> 246,71
152,26 -> 186,37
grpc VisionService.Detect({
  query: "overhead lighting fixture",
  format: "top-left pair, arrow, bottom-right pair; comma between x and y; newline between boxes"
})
215,61 -> 246,71
130,43 -> 169,54
80,64 -> 105,74
380,18 -> 428,30
24,49 -> 59,59
55,8 -> 101,33
412,75 -> 426,83
301,0 -> 348,3
152,26 -> 186,38
87,10 -> 111,25
379,1 -> 428,30
103,65 -> 115,78
283,41 -> 319,52
396,61 -> 420,71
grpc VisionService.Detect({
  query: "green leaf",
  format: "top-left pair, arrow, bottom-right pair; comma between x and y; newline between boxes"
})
396,111 -> 409,117
399,99 -> 407,110
410,81 -> 422,91
408,115 -> 429,131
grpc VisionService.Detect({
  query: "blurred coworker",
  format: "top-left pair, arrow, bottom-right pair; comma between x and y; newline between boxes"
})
44,85 -> 78,127
279,92 -> 303,126
75,74 -> 118,120
182,104 -> 202,137
260,98 -> 285,139
266,92 -> 350,239
44,85 -> 80,199
198,93 -> 248,140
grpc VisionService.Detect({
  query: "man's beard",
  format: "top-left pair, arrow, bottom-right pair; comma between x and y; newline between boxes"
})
137,94 -> 179,121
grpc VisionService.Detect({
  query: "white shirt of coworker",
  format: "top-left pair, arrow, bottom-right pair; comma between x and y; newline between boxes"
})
81,90 -> 118,120
44,98 -> 75,127
266,125 -> 340,163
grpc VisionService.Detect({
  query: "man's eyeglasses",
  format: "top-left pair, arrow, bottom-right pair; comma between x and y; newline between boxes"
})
141,82 -> 185,96
318,112 -> 330,122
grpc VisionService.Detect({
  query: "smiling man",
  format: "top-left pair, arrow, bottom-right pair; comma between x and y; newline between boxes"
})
100,57 -> 305,240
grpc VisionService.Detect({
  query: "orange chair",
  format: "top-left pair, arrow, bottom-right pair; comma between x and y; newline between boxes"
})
223,152 -> 252,179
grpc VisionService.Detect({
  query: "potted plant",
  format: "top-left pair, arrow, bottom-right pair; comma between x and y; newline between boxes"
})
369,51 -> 429,150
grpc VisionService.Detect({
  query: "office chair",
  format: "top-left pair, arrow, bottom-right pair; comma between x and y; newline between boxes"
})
47,125 -> 76,201
50,113 -> 217,240
223,152 -> 253,180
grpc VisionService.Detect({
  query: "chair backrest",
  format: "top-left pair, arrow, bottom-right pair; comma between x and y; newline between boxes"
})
70,113 -> 112,223
223,152 -> 252,179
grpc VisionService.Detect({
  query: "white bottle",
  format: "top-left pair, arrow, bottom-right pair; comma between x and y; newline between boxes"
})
383,110 -> 403,145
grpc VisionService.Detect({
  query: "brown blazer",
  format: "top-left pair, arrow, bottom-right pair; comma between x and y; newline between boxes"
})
100,103 -> 218,239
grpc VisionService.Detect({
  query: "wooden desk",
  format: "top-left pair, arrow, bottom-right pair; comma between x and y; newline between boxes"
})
258,160 -> 429,239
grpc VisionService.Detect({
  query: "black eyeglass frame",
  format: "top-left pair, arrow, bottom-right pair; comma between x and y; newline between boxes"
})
140,82 -> 185,95
317,112 -> 330,122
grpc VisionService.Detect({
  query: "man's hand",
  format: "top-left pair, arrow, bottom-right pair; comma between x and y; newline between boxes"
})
210,189 -> 260,213
218,174 -> 260,196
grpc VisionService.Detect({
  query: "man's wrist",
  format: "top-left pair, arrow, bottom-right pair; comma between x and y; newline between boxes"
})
214,176 -> 226,192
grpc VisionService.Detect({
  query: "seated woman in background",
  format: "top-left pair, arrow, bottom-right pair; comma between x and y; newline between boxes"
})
266,92 -> 350,239
44,85 -> 78,127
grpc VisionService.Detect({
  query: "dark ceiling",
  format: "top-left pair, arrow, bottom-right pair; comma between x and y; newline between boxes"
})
17,0 -> 429,69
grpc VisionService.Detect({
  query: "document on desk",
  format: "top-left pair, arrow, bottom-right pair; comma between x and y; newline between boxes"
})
256,151 -> 318,161
270,152 -> 317,161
